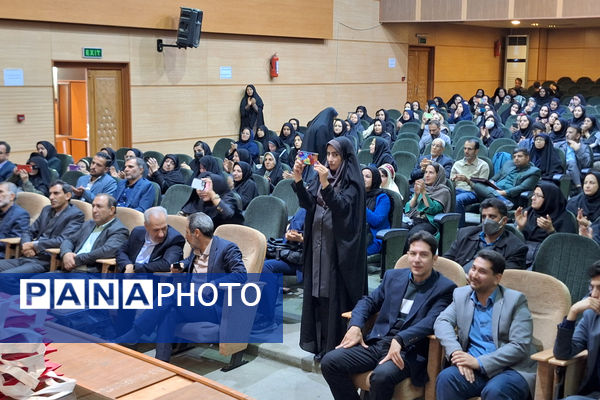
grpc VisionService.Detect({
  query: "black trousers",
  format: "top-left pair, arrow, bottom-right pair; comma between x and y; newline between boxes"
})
320,337 -> 412,400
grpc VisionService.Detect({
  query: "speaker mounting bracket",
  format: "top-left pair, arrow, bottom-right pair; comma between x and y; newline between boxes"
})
157,39 -> 184,52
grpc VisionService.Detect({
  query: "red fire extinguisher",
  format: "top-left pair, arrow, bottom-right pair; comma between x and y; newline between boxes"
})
270,53 -> 279,78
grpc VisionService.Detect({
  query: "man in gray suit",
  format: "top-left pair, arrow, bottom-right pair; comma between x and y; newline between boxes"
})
434,249 -> 536,400
59,193 -> 129,272
553,261 -> 600,399
0,180 -> 84,273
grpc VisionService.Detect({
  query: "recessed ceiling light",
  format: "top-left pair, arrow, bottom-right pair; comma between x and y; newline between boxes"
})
511,20 -> 521,25
531,23 -> 539,27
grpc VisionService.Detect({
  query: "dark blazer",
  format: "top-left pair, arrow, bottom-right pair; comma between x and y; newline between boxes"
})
348,268 -> 456,387
23,204 -> 85,257
490,161 -> 541,199
0,204 -> 30,255
182,235 -> 246,274
444,225 -> 528,270
410,154 -> 454,182
554,309 -> 600,395
114,178 -> 156,212
116,225 -> 185,272
59,218 -> 129,270
0,161 -> 16,182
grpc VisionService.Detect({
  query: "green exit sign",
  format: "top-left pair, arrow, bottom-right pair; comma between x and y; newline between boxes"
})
82,48 -> 102,59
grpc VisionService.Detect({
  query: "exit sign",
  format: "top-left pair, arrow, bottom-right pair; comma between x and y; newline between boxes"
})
82,48 -> 102,59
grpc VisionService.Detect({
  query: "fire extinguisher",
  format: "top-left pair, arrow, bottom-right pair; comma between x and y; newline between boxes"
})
270,53 -> 279,78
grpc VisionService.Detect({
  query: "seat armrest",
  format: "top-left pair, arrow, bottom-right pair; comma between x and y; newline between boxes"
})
0,238 -> 21,244
47,248 -> 61,271
376,228 -> 409,241
433,213 -> 460,224
46,248 -> 60,255
548,350 -> 588,367
531,348 -> 554,362
96,258 -> 117,274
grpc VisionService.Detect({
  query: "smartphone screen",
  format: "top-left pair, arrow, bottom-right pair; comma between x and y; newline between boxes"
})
191,178 -> 206,191
297,151 -> 319,165
16,164 -> 33,173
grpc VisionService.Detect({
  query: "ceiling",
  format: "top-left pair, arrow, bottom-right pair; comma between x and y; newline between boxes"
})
456,17 -> 600,29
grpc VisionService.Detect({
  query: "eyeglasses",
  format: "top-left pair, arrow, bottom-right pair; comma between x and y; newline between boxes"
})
531,192 -> 544,198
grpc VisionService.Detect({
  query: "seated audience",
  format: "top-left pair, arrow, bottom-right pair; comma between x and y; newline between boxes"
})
187,140 -> 212,171
0,141 -> 16,182
568,171 -> 600,245
116,206 -> 185,273
36,140 -> 61,172
472,148 -> 540,209
100,147 -> 120,177
320,232 -> 456,400
529,134 -> 564,179
279,122 -> 296,148
410,138 -> 453,183
59,193 -> 129,272
362,166 -> 391,255
447,101 -> 473,124
0,180 -> 84,273
255,125 -> 274,155
369,137 -> 397,171
114,157 -> 156,212
232,161 -> 258,209
76,158 -> 90,174
191,155 -> 221,181
0,182 -> 30,258
444,198 -> 527,271
479,115 -> 504,147
581,116 -> 600,153
378,163 -> 401,197
147,154 -> 185,194
73,152 -> 117,203
256,152 -> 284,193
515,182 -> 577,266
287,132 -> 304,168
419,120 -> 452,153
8,154 -> 52,196
181,172 -> 244,227
553,261 -> 600,400
364,119 -> 392,146
434,249 -> 537,400
229,127 -> 260,164
560,125 -> 593,193
224,147 -> 255,173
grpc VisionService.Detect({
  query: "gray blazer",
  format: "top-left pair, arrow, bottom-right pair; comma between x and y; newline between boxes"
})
23,204 -> 85,256
434,285 -> 537,396
59,218 -> 129,271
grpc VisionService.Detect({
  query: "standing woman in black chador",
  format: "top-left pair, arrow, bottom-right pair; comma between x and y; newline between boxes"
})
292,136 -> 367,360
303,107 -> 338,165
239,84 -> 264,132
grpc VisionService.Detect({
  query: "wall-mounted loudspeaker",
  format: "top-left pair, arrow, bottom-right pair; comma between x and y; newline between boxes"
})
176,7 -> 203,48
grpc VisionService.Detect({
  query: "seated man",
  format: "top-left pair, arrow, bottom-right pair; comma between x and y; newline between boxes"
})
117,212 -> 246,362
0,180 -> 84,273
59,193 -> 129,273
320,231 -> 456,400
553,261 -> 600,400
472,148 -> 541,209
73,152 -> 117,203
450,138 -> 490,227
410,138 -> 453,183
557,125 -> 593,195
114,157 -> 156,212
0,141 -> 16,182
435,250 -> 537,400
418,120 -> 452,153
116,206 -> 185,273
0,182 -> 30,258
444,198 -> 527,271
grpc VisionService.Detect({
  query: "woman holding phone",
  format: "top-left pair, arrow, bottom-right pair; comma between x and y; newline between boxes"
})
9,154 -> 51,196
293,136 -> 366,360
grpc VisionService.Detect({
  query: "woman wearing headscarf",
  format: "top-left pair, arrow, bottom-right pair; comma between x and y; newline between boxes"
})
369,137 -> 397,171
9,154 -> 51,196
535,87 -> 551,105
292,136 -> 367,359
255,125 -> 275,155
288,132 -> 304,168
224,148 -> 254,173
447,101 -> 473,124
355,106 -> 372,124
479,115 -> 504,147
124,148 -> 143,160
403,162 -> 451,241
180,172 -> 244,226
512,115 -> 534,142
36,141 -> 61,172
365,119 -> 392,147
233,127 -> 260,164
568,94 -> 587,113
279,122 -> 297,148
570,105 -> 586,127
501,102 -> 521,124
530,134 -> 564,179
190,155 -> 221,183
522,97 -> 539,115
303,107 -> 338,165
100,147 -> 120,177
567,171 -> 600,244
515,182 -> 577,266
536,105 -> 550,125
256,152 -> 284,192
363,166 -> 391,256
265,136 -> 289,167
147,154 -> 185,194
581,116 -> 600,153
288,118 -> 301,132
549,98 -> 566,116
492,87 -> 507,108
232,161 -> 258,210
446,94 -> 463,111
378,163 -> 401,198
239,84 -> 264,132
550,118 -> 569,144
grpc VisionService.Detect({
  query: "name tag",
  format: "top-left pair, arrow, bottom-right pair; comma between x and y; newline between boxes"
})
400,299 -> 414,315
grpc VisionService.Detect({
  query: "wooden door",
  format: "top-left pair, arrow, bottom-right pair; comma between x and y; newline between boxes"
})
87,69 -> 124,153
407,46 -> 434,107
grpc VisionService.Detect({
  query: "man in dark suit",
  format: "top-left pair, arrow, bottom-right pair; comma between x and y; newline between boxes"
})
554,261 -> 600,399
0,180 -> 84,273
410,138 -> 453,183
0,141 -> 16,182
0,182 -> 30,258
59,193 -> 129,272
116,206 -> 184,273
320,231 -> 456,400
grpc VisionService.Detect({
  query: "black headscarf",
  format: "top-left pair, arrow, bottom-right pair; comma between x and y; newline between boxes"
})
25,154 -> 51,196
567,171 -> 600,222
302,107 -> 337,164
571,106 -> 586,127
189,140 -> 212,173
550,118 -> 569,143
150,154 -> 185,194
370,137 -> 397,171
514,115 -> 534,141
363,165 -> 383,211
239,84 -> 265,132
530,134 -> 564,179
523,181 -> 572,242
100,147 -> 118,171
279,122 -> 297,147
501,103 -> 521,123
256,125 -> 275,155
189,155 -> 221,183
355,106 -> 372,124
36,140 -> 60,172
289,132 -> 304,166
233,161 -> 258,209
126,148 -> 143,158
256,152 -> 284,191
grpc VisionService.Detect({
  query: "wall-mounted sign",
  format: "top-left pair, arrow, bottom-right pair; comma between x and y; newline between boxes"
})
82,48 -> 103,59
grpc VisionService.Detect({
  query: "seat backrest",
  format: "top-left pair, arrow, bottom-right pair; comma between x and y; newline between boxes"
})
173,153 -> 193,165
214,224 -> 266,274
251,174 -> 270,196
160,184 -> 193,215
358,149 -> 372,165
487,138 -> 517,160
115,207 -> 145,232
392,151 -> 417,179
142,150 -> 164,165
399,122 -> 421,134
533,233 -> 600,303
453,124 -> 479,140
70,199 -> 93,221
393,174 -> 410,203
391,138 -> 420,157
61,170 -> 85,187
381,189 -> 404,228
56,153 -> 74,176
180,167 -> 193,184
149,181 -> 161,206
115,147 -> 129,160
272,178 -> 299,217
501,269 -> 571,351
244,196 -> 288,239
166,214 -> 192,258
212,138 -> 235,159
16,192 -> 50,223
394,254 -> 467,287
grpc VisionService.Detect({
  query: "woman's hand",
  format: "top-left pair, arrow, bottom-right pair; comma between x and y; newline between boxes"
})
292,159 -> 305,183
18,169 -> 29,182
537,214 -> 555,233
223,158 -> 233,173
314,161 -> 329,188
147,157 -> 159,175
414,179 -> 425,195
515,206 -> 527,230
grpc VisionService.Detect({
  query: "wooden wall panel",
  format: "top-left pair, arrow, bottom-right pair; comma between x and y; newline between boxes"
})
0,0 -> 333,39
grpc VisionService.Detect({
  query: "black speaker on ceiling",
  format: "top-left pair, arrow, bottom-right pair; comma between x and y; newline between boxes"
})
176,7 -> 203,48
